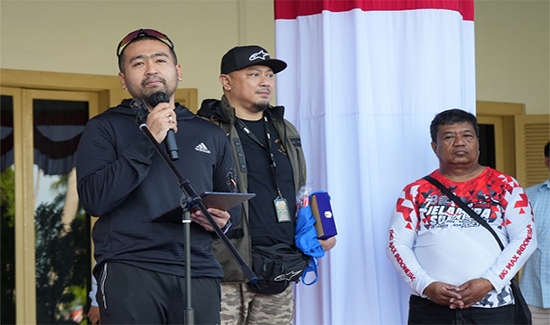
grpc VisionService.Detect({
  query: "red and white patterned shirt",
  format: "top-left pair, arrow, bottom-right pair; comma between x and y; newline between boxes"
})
387,167 -> 536,308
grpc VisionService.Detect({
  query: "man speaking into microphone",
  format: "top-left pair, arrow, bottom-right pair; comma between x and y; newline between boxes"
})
76,29 -> 240,324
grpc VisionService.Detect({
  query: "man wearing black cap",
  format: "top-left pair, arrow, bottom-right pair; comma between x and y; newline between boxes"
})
198,45 -> 336,324
76,29 -> 240,324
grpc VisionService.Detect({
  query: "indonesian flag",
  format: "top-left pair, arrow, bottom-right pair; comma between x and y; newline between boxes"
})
274,1 -> 474,324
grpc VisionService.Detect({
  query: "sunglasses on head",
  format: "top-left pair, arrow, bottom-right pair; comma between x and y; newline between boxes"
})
117,29 -> 174,57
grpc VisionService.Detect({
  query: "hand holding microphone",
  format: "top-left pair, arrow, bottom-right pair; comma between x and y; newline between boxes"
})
147,92 -> 179,160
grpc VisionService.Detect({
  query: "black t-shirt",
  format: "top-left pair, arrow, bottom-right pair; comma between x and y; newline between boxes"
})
236,116 -> 296,247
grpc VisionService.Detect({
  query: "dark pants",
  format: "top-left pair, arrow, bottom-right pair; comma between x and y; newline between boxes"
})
96,262 -> 221,325
408,295 -> 514,325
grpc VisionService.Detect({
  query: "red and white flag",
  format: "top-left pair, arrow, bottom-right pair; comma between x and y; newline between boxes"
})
274,1 -> 474,324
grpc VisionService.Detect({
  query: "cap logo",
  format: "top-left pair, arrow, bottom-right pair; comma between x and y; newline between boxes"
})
249,50 -> 270,61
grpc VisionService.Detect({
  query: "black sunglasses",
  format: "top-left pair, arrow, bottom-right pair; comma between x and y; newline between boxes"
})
117,29 -> 174,57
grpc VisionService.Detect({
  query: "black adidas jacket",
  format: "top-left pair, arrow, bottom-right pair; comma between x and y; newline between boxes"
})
76,99 -> 240,278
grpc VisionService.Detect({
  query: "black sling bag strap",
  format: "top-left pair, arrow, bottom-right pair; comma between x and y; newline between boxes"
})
422,175 -> 504,249
423,175 -> 532,324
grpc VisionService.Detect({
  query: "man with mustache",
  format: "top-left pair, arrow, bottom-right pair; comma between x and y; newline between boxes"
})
198,45 -> 336,325
386,109 -> 537,324
76,29 -> 240,324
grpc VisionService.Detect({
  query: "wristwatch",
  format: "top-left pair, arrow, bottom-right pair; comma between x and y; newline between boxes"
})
221,219 -> 232,233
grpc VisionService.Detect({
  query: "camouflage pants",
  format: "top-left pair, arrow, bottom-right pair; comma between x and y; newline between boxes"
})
220,283 -> 294,325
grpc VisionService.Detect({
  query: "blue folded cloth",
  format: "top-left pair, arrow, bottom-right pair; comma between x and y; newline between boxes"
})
295,198 -> 326,285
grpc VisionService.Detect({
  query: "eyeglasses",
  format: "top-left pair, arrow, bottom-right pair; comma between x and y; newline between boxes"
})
116,29 -> 174,57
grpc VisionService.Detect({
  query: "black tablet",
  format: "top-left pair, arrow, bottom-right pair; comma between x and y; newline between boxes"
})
152,192 -> 255,223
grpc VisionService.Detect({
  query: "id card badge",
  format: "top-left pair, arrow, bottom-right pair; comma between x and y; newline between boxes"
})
274,197 -> 291,223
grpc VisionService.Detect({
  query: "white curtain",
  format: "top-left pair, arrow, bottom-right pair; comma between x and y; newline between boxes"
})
274,1 -> 475,324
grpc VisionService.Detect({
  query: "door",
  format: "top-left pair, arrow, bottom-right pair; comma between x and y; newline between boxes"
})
477,101 -> 523,178
1,87 -> 100,324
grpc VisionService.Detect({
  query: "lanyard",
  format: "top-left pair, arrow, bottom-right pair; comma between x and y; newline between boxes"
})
236,116 -> 284,198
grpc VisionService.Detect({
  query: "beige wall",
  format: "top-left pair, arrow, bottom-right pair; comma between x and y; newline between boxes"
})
475,0 -> 549,114
0,0 -> 275,104
1,0 -> 548,114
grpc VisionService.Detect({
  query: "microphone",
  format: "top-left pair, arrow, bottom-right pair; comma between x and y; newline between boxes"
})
149,92 -> 179,160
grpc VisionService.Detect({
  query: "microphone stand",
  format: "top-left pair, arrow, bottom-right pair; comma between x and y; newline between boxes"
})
130,99 -> 257,325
